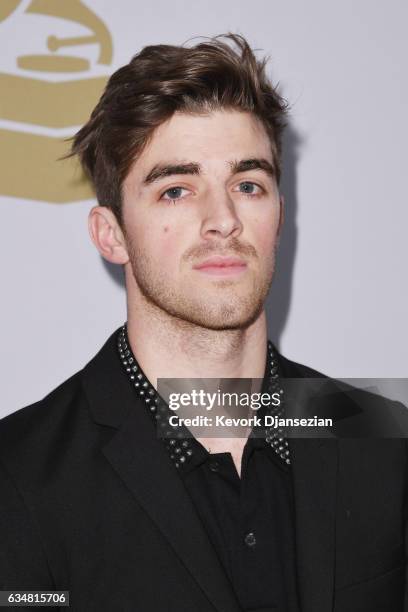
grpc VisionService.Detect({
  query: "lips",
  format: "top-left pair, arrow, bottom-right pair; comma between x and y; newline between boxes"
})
193,256 -> 247,269
193,256 -> 247,276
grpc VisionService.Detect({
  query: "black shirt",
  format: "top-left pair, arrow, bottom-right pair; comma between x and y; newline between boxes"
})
117,325 -> 300,612
178,434 -> 300,612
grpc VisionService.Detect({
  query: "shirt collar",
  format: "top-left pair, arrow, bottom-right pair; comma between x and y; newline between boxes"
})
116,323 -> 291,473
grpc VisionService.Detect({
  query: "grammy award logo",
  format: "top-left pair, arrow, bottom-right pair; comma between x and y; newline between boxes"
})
0,0 -> 113,202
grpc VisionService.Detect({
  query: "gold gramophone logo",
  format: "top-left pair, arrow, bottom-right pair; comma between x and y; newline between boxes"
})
0,0 -> 113,202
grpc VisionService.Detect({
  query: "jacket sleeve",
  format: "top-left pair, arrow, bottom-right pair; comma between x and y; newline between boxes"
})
0,459 -> 59,610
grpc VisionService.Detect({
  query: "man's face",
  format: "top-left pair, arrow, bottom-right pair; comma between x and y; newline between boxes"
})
121,109 -> 282,330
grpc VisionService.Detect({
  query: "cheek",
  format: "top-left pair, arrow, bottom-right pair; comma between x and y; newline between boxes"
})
127,214 -> 184,274
128,221 -> 176,267
251,210 -> 280,254
155,225 -> 182,269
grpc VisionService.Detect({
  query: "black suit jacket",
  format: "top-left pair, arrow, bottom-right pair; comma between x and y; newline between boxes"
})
0,328 -> 407,612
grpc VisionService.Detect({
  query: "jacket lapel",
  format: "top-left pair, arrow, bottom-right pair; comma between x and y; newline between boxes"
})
81,329 -> 241,612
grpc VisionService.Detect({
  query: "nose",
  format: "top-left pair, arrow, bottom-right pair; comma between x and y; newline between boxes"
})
200,190 -> 243,241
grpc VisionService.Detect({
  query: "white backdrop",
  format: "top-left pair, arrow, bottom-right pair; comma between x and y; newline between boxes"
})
1,0 -> 407,418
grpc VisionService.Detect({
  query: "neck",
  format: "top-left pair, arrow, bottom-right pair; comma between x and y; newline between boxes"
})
126,296 -> 268,390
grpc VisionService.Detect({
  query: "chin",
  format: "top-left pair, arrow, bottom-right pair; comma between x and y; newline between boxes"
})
169,296 -> 266,331
132,267 -> 272,331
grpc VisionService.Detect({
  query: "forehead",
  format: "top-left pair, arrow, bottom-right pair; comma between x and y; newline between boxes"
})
131,110 -> 273,179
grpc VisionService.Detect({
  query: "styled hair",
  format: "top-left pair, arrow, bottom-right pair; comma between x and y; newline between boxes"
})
71,33 -> 288,225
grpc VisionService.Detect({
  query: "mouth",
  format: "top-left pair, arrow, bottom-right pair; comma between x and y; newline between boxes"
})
192,256 -> 248,277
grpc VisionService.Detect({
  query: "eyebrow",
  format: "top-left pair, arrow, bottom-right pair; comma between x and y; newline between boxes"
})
143,162 -> 201,185
143,158 -> 275,185
229,158 -> 275,178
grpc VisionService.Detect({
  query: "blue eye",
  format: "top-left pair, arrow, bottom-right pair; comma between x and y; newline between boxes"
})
160,186 -> 190,203
238,182 -> 262,195
164,187 -> 183,199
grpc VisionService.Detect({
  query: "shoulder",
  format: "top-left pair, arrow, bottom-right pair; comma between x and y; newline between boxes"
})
277,349 -> 408,443
0,370 -> 88,471
0,327 -> 121,461
0,368 -> 84,427
0,327 -> 122,489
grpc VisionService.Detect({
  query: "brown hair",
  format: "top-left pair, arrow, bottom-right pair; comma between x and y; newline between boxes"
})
71,33 -> 288,226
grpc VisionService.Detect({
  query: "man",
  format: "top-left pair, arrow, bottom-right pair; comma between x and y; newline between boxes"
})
0,34 -> 406,612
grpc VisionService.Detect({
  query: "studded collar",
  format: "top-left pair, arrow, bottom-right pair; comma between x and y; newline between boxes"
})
117,323 -> 291,471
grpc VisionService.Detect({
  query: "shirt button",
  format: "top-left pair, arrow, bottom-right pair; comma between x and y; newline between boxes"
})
244,532 -> 256,547
209,460 -> 219,472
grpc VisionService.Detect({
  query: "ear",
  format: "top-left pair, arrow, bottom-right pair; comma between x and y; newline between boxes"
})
277,193 -> 285,237
88,206 -> 129,265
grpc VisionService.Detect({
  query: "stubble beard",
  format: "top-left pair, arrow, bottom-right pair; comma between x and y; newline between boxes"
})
126,240 -> 276,331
